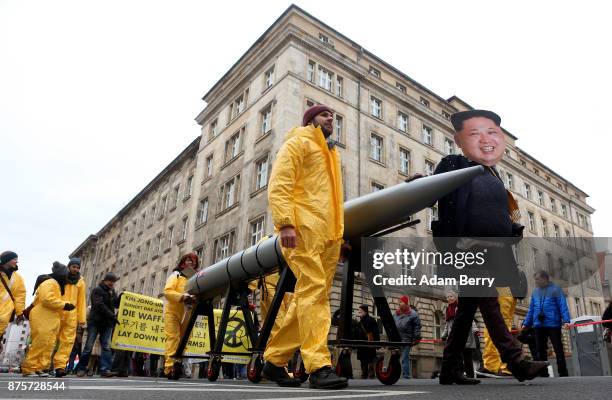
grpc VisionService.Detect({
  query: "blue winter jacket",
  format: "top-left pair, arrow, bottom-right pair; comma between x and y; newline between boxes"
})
523,282 -> 571,328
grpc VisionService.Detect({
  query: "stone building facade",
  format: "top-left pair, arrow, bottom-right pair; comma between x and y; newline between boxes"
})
70,5 -> 602,377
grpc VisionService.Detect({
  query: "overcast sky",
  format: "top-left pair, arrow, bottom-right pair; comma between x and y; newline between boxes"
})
1,0 -> 610,301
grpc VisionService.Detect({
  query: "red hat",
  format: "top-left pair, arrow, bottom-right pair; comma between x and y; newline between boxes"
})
400,295 -> 410,305
302,104 -> 332,126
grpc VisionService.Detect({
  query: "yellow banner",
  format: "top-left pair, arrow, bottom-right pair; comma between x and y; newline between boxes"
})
110,292 -> 251,363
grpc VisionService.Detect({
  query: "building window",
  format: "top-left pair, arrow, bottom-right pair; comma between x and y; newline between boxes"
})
209,118 -> 218,141
371,182 -> 385,192
537,190 -> 545,206
166,226 -> 174,249
425,160 -> 435,176
550,198 -> 557,213
255,156 -> 269,190
419,97 -> 430,108
399,147 -> 411,175
433,311 -> 444,339
264,66 -> 274,89
505,149 -> 511,158
520,159 -> 527,167
230,90 -> 247,120
319,33 -> 331,44
541,219 -> 548,236
159,195 -> 167,218
318,66 -> 333,91
149,273 -> 157,296
524,183 -> 531,199
506,173 -> 514,190
441,110 -> 451,120
307,60 -> 316,83
369,66 -> 381,78
206,155 -> 214,178
561,204 -> 567,218
444,138 -> 455,155
213,231 -> 236,262
180,217 -> 188,241
334,114 -> 344,143
261,105 -> 272,135
336,76 -> 343,97
219,175 -> 240,211
140,212 -> 146,232
533,168 -> 539,176
154,233 -> 162,257
139,278 -> 146,294
370,133 -> 383,162
171,185 -> 180,209
250,217 -> 265,246
186,175 -> 193,198
528,212 -> 535,232
224,127 -> 244,163
397,111 -> 409,133
427,206 -> 438,231
197,198 -> 209,225
370,96 -> 382,119
148,205 -> 156,226
553,224 -> 560,238
396,82 -> 406,93
143,240 -> 151,264
422,125 -> 433,146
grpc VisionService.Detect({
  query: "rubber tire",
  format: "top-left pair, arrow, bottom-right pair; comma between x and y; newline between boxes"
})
247,356 -> 263,383
375,356 -> 401,385
335,350 -> 352,379
207,358 -> 221,382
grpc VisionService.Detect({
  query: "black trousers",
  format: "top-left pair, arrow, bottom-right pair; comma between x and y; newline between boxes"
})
462,349 -> 475,378
443,297 -> 522,367
535,327 -> 568,376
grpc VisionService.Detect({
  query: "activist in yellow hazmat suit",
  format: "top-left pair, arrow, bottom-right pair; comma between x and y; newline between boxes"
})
21,262 -> 75,377
481,288 -> 517,376
262,105 -> 347,390
0,251 -> 26,341
53,258 -> 87,377
164,252 -> 199,379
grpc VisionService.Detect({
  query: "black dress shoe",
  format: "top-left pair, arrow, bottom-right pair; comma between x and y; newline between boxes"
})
507,360 -> 549,382
308,366 -> 348,390
261,362 -> 301,387
54,369 -> 67,378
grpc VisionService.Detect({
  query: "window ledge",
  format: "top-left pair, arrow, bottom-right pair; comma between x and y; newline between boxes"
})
221,152 -> 244,170
201,177 -> 212,185
215,202 -> 240,218
152,255 -> 159,260
168,206 -> 177,213
250,186 -> 267,198
163,247 -> 171,254
177,239 -> 186,246
195,221 -> 208,231
335,142 -> 346,149
138,231 -> 143,236
183,195 -> 192,202
369,158 -> 387,168
255,131 -> 273,144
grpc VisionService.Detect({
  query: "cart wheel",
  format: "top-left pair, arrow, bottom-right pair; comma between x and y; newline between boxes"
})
335,349 -> 352,379
247,355 -> 263,383
293,360 -> 309,383
375,355 -> 401,385
207,358 -> 221,382
169,361 -> 182,380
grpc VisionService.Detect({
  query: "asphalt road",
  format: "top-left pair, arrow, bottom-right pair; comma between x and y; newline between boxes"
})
1,374 -> 611,400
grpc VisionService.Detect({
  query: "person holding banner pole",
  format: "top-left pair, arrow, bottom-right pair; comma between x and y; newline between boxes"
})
163,252 -> 199,379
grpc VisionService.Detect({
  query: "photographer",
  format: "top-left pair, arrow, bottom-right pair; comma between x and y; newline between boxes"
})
522,270 -> 570,377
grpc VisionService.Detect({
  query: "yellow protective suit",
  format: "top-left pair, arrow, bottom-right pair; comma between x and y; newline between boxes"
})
0,271 -> 26,338
21,279 -> 66,374
53,278 -> 86,370
483,288 -> 517,374
163,271 -> 190,374
263,124 -> 344,373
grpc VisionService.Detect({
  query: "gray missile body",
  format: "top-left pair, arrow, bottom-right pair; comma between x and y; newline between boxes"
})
187,165 -> 484,299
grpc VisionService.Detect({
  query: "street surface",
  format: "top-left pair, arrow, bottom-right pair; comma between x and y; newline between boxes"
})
1,373 -> 611,400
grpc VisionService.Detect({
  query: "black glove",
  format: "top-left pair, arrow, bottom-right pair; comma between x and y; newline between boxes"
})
63,303 -> 76,311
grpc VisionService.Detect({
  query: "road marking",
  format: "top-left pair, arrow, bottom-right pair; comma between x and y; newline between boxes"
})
67,385 -> 427,398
